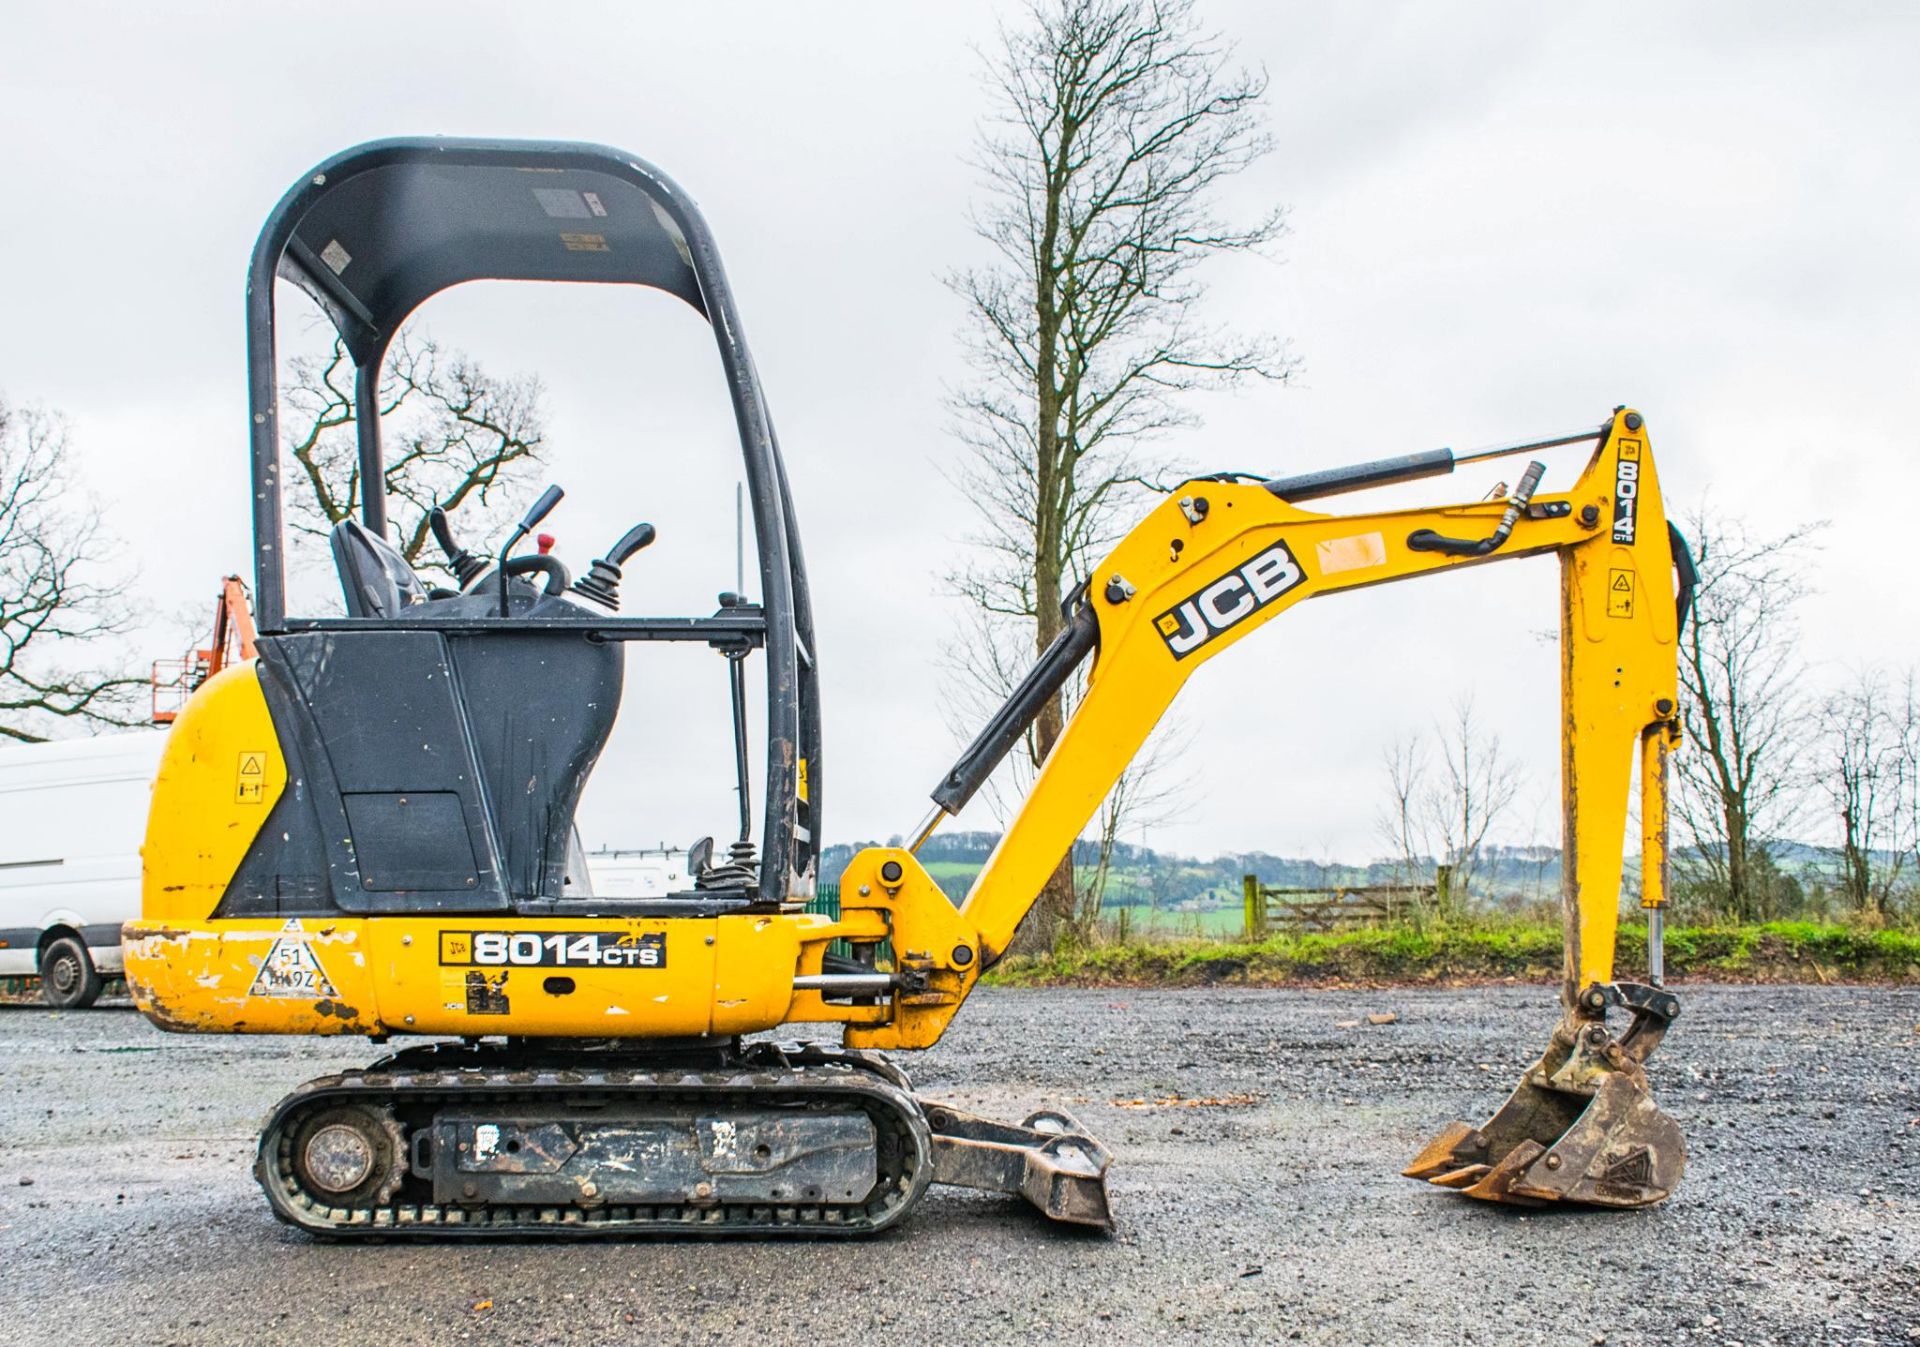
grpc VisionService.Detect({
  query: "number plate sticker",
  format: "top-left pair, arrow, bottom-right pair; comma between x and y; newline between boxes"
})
439,931 -> 667,969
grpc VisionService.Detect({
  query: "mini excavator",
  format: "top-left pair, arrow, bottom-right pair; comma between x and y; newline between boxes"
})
125,138 -> 1695,1236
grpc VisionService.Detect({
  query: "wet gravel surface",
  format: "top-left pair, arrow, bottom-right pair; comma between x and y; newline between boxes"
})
0,984 -> 1915,1346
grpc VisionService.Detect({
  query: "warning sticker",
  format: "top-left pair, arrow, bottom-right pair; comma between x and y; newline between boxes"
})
1315,531 -> 1387,576
319,239 -> 351,275
533,187 -> 591,219
1607,568 -> 1635,619
560,232 -> 610,253
249,921 -> 338,1000
465,971 -> 510,1015
582,191 -> 608,218
236,750 -> 267,803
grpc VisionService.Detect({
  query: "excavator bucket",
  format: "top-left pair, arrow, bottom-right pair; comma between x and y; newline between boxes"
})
1405,985 -> 1686,1208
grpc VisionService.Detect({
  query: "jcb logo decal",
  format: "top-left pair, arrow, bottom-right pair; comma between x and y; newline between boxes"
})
1155,542 -> 1305,659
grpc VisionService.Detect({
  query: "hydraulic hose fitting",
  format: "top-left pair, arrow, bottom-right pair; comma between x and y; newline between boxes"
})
1405,460 -> 1547,557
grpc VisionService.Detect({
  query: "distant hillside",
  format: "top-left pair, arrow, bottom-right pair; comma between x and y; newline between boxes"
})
820,831 -> 1852,930
821,831 -> 1569,911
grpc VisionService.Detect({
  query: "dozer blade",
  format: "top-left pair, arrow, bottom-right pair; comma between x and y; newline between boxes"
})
924,1103 -> 1114,1229
1405,1069 -> 1685,1208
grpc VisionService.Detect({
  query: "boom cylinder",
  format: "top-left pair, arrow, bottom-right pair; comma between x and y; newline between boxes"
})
1262,425 -> 1605,504
927,603 -> 1099,817
1264,448 -> 1455,502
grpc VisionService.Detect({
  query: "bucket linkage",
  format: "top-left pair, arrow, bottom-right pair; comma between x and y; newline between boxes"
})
1404,982 -> 1684,1207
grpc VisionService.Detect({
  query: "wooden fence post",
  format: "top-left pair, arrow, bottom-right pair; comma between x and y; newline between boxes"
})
1244,874 -> 1266,941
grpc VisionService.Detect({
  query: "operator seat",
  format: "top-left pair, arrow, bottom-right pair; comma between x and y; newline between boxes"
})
329,518 -> 430,618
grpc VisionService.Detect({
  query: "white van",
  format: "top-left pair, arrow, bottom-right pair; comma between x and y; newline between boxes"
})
0,730 -> 167,1007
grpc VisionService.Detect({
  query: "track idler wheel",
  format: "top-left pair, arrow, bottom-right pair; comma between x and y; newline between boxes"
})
282,1102 -> 407,1210
1404,983 -> 1686,1209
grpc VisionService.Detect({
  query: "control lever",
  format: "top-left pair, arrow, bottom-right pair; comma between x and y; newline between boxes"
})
498,484 -> 565,616
1406,460 -> 1546,557
569,522 -> 658,611
428,507 -> 488,588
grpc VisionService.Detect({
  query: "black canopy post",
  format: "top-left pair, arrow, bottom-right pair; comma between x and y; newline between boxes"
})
245,240 -> 286,632
353,354 -> 389,537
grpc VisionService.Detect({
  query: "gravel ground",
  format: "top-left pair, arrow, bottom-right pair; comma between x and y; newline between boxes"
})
0,984 -> 1915,1347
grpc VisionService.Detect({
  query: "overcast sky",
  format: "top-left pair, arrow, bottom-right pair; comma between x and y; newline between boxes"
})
3,2 -> 1916,862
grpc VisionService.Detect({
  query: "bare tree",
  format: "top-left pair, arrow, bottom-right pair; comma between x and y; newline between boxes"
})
0,399 -> 145,742
1821,666 -> 1909,915
1897,670 -> 1920,915
949,0 -> 1292,947
284,330 -> 545,582
1377,734 -> 1429,885
1374,699 -> 1521,917
1671,507 -> 1822,920
1425,698 -> 1522,909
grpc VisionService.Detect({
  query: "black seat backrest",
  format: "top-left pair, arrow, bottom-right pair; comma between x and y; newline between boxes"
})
329,519 -> 430,618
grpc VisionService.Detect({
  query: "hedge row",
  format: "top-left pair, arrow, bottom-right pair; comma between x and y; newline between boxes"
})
985,921 -> 1920,987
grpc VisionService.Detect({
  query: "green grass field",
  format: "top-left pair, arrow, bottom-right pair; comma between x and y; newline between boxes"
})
985,920 -> 1920,987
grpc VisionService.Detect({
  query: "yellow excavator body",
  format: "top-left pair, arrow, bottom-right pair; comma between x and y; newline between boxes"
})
129,409 -> 1675,1046
124,137 -> 1692,1238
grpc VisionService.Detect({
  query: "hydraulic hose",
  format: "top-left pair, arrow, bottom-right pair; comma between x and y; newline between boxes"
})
1405,460 -> 1547,557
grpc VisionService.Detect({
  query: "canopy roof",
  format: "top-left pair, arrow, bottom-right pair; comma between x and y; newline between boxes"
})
261,139 -> 710,364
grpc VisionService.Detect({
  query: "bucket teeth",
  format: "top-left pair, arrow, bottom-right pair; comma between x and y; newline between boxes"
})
1403,1121 -> 1481,1181
1407,1066 -> 1685,1209
1457,1140 -> 1550,1205
1425,1164 -> 1490,1189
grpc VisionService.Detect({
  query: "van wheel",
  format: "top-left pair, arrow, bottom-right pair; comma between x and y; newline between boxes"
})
40,936 -> 103,1009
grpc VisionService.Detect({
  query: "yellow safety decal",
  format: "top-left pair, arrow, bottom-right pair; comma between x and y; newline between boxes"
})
1607,568 -> 1635,619
798,757 -> 810,804
235,750 -> 268,803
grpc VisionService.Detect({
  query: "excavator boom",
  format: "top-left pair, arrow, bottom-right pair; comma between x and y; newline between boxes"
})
883,406 -> 1690,1207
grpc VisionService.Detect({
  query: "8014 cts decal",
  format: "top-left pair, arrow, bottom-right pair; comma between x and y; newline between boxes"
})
1613,437 -> 1642,544
439,931 -> 666,969
1154,541 -> 1306,658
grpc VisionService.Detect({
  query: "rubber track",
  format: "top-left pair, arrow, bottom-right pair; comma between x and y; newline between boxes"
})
255,1052 -> 935,1238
